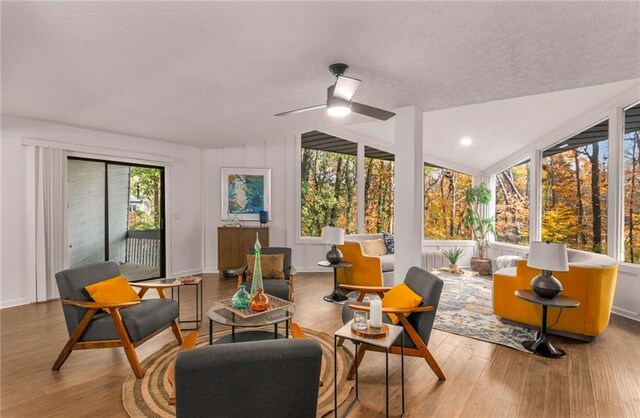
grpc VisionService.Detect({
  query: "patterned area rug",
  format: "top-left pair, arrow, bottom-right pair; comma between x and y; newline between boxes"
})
122,327 -> 354,418
433,271 -> 535,352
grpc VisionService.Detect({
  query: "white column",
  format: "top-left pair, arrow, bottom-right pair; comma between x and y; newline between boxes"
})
393,106 -> 424,283
529,150 -> 543,243
608,107 -> 624,261
357,142 -> 365,234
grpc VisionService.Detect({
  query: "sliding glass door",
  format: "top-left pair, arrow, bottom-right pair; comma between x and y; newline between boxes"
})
67,158 -> 165,281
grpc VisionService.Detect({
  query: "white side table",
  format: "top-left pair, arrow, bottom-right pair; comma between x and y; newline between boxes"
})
334,320 -> 405,417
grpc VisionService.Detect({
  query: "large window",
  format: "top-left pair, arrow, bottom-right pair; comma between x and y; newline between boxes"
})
542,121 -> 609,253
364,146 -> 394,233
424,164 -> 472,239
494,161 -> 530,245
624,104 -> 640,263
300,131 -> 357,237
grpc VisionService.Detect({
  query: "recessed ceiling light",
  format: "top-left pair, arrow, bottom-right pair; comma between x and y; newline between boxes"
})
460,137 -> 472,146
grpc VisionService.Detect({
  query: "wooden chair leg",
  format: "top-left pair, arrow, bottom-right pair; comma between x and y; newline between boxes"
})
347,344 -> 368,380
52,308 -> 98,371
399,315 -> 446,381
337,337 -> 345,347
109,309 -> 144,379
171,320 -> 184,345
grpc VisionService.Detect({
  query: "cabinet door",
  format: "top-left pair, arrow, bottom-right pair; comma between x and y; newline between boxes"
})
218,228 -> 245,269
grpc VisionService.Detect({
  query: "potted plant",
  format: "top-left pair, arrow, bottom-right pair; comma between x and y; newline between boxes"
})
464,183 -> 496,275
441,248 -> 464,274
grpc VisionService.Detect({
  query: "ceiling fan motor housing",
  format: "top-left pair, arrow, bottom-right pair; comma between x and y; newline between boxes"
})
329,63 -> 349,77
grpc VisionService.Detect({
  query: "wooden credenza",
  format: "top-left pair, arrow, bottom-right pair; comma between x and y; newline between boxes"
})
218,227 -> 269,271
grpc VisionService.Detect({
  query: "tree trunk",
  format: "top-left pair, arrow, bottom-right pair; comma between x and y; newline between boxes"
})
588,143 -> 602,253
573,150 -> 586,246
329,156 -> 344,226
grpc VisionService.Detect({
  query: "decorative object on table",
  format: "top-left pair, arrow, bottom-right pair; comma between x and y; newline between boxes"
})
218,294 -> 293,319
432,269 -> 535,352
527,241 -> 569,298
322,226 -> 345,264
350,322 -> 389,339
249,234 -> 263,296
441,248 -> 464,274
352,310 -> 368,330
463,183 -> 496,275
231,285 -> 251,309
249,288 -> 270,312
369,299 -> 382,328
221,167 -> 271,221
259,210 -> 269,227
122,327 -> 355,418
381,231 -> 395,254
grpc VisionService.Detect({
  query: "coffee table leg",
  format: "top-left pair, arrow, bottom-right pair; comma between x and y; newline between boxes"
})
274,323 -> 278,339
209,319 -> 213,345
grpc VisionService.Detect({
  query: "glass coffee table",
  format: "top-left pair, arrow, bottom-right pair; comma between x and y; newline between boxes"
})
207,303 -> 295,345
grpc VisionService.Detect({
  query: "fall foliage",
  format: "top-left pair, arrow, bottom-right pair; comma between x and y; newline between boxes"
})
624,104 -> 640,263
424,165 -> 472,239
495,161 -> 530,245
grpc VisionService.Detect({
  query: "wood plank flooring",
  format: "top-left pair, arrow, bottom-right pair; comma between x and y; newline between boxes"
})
1,272 -> 639,417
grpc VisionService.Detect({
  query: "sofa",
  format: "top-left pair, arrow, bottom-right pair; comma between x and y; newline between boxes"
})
337,234 -> 449,287
493,248 -> 618,339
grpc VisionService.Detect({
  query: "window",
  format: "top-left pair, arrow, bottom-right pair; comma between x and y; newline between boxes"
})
624,104 -> 640,263
300,131 -> 357,237
364,146 -> 394,233
494,161 -> 530,245
424,164 -> 472,239
542,121 -> 609,253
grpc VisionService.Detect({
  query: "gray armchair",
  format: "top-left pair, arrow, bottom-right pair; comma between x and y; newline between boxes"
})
52,261 -> 183,378
340,266 -> 446,380
175,339 -> 322,418
240,247 -> 295,301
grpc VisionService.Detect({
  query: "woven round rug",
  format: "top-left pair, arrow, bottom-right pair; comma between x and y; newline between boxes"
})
122,327 -> 354,418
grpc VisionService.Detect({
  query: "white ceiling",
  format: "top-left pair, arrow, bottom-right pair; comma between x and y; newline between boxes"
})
340,79 -> 640,173
2,1 -> 640,161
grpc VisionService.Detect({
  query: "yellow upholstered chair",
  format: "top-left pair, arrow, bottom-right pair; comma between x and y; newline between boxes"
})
337,239 -> 388,287
493,250 -> 618,339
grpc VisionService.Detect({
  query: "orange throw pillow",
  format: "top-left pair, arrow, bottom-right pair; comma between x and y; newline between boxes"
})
85,275 -> 140,312
382,283 -> 422,324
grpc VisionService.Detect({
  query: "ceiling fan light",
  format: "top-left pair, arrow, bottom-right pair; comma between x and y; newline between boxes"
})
327,104 -> 351,117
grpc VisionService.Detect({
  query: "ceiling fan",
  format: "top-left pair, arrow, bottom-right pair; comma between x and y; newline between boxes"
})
275,63 -> 395,121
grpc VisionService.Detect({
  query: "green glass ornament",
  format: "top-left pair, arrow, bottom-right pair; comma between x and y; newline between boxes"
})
231,285 -> 251,309
250,233 -> 263,296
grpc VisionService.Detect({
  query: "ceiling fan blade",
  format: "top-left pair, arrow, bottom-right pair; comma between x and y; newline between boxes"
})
351,102 -> 395,121
275,104 -> 326,117
333,75 -> 361,101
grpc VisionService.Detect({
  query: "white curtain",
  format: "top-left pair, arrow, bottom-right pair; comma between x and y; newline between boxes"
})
34,147 -> 66,301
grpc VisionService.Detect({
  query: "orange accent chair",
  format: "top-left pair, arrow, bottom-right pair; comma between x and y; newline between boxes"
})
493,250 -> 618,339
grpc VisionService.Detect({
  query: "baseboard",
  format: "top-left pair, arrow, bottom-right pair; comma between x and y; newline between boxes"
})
0,298 -> 32,309
611,306 -> 640,322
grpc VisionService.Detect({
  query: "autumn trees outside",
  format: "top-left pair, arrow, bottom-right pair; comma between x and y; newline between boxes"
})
364,156 -> 394,233
424,164 -> 472,239
624,104 -> 640,263
495,161 -> 530,245
542,122 -> 609,254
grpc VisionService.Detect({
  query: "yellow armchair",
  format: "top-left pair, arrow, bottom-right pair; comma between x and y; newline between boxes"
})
494,253 -> 618,338
336,241 -> 384,287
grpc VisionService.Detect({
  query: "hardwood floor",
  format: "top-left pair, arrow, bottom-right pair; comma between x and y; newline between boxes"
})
1,272 -> 639,417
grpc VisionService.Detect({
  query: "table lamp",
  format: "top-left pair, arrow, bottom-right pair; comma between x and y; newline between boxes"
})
322,226 -> 344,264
527,241 -> 569,299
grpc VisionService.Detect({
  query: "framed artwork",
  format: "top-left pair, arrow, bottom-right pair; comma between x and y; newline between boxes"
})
221,168 -> 271,220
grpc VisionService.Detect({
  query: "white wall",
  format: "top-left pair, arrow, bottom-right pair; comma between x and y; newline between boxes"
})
203,136 -> 332,273
0,115 -> 203,308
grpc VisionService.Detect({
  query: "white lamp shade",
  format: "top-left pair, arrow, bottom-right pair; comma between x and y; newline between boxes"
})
527,242 -> 569,272
321,226 -> 344,245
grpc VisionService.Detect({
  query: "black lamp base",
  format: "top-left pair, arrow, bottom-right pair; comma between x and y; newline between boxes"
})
531,270 -> 562,299
326,245 -> 343,264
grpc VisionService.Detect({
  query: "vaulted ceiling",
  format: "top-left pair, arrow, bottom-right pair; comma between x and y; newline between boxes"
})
2,1 -> 640,171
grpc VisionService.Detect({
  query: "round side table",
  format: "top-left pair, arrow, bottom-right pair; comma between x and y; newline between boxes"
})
515,289 -> 579,359
317,260 -> 352,303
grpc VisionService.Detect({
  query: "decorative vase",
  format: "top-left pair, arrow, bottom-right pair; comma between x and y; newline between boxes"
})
231,285 -> 251,309
250,288 -> 270,312
470,257 -> 492,276
250,233 -> 263,297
